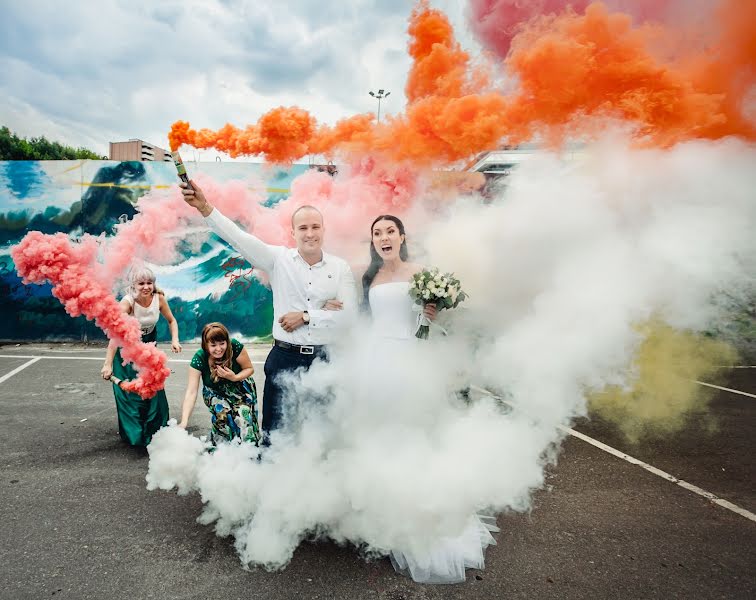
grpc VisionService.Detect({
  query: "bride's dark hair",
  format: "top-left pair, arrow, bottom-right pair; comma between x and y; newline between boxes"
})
361,214 -> 409,311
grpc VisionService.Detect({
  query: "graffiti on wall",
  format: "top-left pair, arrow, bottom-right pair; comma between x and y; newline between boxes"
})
0,160 -> 308,342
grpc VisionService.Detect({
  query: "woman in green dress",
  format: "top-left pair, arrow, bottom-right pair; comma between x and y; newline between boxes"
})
100,267 -> 182,447
178,322 -> 260,446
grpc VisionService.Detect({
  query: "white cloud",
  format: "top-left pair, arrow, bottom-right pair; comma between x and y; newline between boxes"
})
0,0 -> 479,160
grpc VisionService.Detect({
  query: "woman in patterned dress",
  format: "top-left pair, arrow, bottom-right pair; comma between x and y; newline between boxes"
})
178,322 -> 260,445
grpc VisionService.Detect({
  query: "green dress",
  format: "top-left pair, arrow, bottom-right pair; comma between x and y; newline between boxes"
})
111,328 -> 170,447
190,338 -> 260,445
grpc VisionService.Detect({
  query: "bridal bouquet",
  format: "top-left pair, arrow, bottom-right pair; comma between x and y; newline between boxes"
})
408,267 -> 467,339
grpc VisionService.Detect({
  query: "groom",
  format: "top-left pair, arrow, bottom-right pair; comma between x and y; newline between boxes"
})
180,181 -> 357,445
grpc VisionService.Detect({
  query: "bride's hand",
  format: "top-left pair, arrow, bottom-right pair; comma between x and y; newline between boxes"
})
423,303 -> 437,321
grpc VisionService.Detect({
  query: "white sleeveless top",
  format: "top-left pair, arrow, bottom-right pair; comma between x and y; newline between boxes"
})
124,293 -> 160,335
368,282 -> 418,340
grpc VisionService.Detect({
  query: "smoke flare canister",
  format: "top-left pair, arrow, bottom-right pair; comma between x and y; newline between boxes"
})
171,151 -> 190,184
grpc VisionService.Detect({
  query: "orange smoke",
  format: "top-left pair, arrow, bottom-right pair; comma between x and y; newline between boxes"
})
367,94 -> 508,163
406,1 -> 487,101
168,0 -> 756,163
369,1 -> 507,163
168,2 -> 504,165
308,114 -> 375,157
683,0 -> 756,141
170,107 -> 316,162
503,1 -> 756,146
170,109 -> 374,163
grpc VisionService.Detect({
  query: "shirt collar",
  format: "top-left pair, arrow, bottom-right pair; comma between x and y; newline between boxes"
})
289,247 -> 328,267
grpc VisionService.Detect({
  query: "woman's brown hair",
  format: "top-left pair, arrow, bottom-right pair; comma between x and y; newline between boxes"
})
201,322 -> 233,382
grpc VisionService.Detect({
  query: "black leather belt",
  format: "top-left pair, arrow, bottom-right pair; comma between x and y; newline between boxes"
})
273,339 -> 326,355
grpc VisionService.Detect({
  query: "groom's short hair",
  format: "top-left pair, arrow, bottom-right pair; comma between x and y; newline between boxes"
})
291,205 -> 323,227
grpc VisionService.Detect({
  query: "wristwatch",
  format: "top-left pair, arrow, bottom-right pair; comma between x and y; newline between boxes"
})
302,310 -> 310,324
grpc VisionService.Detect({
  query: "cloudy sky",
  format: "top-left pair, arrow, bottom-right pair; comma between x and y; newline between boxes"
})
0,0 -> 480,161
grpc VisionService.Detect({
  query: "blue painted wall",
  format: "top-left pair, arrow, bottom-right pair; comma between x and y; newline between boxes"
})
0,160 -> 307,342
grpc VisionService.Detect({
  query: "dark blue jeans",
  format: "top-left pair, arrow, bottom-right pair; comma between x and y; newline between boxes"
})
262,344 -> 328,445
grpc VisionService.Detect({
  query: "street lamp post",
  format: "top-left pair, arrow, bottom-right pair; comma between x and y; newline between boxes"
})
368,89 -> 391,123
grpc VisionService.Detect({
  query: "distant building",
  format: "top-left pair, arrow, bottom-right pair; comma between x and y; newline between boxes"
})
309,162 -> 338,176
465,146 -> 537,198
466,144 -> 583,198
109,139 -> 172,162
467,146 -> 536,177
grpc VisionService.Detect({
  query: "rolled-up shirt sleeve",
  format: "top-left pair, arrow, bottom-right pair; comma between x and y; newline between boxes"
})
204,208 -> 279,272
308,260 -> 357,330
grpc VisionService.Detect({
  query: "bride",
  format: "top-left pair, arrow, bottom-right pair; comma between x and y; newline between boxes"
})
361,214 -> 498,584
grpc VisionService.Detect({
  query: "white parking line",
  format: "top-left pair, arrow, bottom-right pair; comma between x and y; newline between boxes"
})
469,384 -> 756,524
695,380 -> 756,399
0,354 -> 102,360
563,426 -> 756,523
0,357 -> 41,384
0,354 -> 265,366
33,348 -> 104,353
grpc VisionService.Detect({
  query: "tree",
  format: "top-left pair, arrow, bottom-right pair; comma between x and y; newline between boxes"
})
0,126 -> 105,160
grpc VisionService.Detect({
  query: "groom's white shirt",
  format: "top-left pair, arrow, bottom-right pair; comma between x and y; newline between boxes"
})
205,208 -> 357,345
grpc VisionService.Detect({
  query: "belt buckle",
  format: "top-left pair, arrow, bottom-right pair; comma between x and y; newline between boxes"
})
300,345 -> 314,355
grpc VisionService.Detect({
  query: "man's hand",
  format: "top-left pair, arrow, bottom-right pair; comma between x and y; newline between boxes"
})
323,299 -> 343,311
180,181 -> 213,217
279,311 -> 306,332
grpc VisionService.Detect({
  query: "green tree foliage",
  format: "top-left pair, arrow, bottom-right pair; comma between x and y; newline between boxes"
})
0,126 -> 104,160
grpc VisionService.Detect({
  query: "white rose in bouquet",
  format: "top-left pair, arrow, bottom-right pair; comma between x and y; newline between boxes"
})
408,267 -> 468,339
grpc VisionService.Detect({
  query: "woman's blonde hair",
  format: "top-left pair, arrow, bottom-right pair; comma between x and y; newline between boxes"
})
201,322 -> 233,382
127,266 -> 163,297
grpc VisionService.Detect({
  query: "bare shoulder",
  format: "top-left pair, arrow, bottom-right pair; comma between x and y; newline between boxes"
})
119,296 -> 133,314
403,262 -> 424,275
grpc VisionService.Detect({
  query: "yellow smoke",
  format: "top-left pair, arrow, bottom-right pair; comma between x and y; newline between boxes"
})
588,321 -> 738,442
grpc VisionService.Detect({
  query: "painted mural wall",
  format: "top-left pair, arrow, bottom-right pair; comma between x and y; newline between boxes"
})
0,160 -> 309,342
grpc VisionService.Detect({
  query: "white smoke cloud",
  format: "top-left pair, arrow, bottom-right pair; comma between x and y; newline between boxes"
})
145,421 -> 207,495
146,135 -> 756,573
423,136 -> 755,420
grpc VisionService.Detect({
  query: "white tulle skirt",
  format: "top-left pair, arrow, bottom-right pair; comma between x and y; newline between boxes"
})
389,515 -> 499,584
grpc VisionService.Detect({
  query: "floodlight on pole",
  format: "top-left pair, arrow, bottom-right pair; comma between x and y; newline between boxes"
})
368,88 -> 391,123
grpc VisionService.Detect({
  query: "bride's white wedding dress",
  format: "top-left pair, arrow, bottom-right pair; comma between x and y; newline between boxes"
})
368,282 -> 498,584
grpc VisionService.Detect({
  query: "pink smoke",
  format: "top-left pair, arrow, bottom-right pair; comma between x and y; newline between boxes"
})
100,192 -> 193,284
11,232 -> 170,399
468,0 -> 679,59
9,159 -> 431,378
119,162 -> 425,259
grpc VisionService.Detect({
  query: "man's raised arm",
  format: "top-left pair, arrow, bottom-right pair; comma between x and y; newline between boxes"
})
180,181 -> 277,272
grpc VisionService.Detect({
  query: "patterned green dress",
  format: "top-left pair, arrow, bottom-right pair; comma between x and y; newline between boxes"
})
111,327 -> 170,447
189,338 -> 260,445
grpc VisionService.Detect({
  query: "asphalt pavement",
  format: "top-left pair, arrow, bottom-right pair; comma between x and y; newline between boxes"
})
0,343 -> 753,600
